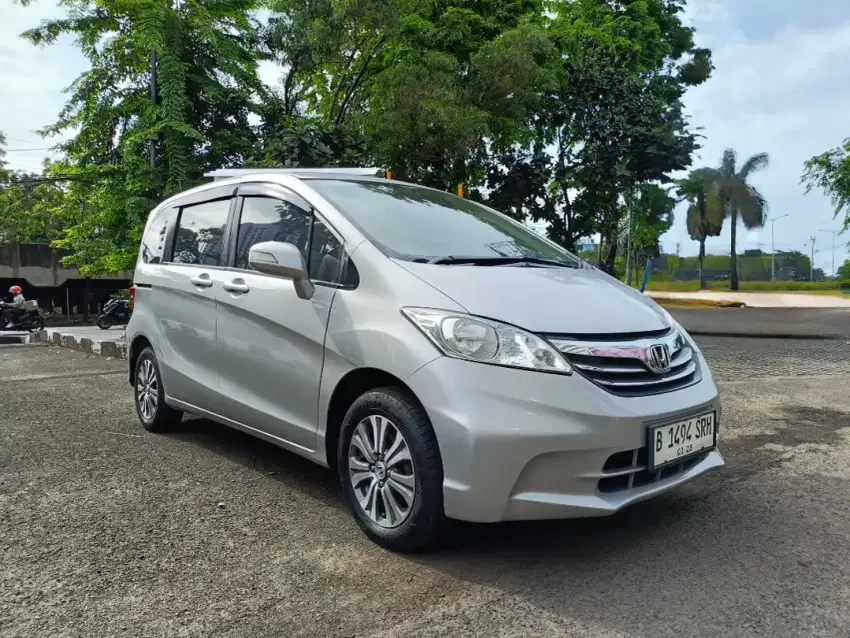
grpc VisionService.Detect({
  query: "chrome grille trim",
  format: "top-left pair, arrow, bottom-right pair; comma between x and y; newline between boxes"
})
547,329 -> 700,397
594,360 -> 697,388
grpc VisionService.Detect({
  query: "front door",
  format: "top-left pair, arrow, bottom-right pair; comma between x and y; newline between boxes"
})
215,186 -> 346,451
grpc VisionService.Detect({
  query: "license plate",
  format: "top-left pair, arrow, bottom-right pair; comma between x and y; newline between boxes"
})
648,412 -> 716,470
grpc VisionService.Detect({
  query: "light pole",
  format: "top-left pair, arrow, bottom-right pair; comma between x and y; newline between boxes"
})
818,229 -> 840,276
769,214 -> 789,282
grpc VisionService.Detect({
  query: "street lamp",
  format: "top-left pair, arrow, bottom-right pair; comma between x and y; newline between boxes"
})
769,214 -> 790,282
818,228 -> 841,277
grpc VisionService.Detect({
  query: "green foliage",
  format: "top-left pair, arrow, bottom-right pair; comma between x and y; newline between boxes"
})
19,0 -> 716,273
802,137 -> 850,229
19,0 -> 265,275
836,259 -> 850,280
676,167 -> 722,288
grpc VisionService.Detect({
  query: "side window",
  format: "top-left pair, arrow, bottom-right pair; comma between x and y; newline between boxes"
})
308,217 -> 345,283
235,196 -> 311,270
172,199 -> 230,266
140,207 -> 176,264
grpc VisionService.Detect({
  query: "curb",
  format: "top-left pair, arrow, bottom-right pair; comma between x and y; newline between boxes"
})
27,329 -> 128,359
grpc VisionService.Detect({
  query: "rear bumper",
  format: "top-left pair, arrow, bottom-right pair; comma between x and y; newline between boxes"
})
406,353 -> 723,523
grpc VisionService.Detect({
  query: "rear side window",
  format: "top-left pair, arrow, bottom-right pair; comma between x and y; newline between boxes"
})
172,199 -> 231,266
235,196 -> 311,270
140,207 -> 176,264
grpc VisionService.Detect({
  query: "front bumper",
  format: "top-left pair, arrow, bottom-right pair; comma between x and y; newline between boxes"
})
406,352 -> 724,523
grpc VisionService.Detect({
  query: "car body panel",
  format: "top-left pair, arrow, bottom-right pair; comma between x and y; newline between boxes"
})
395,260 -> 669,334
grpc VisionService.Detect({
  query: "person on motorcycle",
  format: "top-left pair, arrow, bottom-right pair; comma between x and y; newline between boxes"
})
1,286 -> 26,328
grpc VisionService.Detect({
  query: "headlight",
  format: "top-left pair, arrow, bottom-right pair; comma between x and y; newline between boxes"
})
401,308 -> 572,374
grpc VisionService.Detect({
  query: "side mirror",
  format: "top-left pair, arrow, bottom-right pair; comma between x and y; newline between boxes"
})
248,241 -> 315,300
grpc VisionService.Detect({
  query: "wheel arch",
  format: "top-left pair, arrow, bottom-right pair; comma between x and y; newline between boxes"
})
128,334 -> 153,386
324,367 -> 432,473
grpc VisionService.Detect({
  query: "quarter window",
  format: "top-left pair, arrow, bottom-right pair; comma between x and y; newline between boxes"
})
308,217 -> 344,283
140,207 -> 176,264
172,199 -> 230,266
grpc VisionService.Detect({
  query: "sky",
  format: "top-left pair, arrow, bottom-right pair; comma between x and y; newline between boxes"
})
2,0 -> 850,274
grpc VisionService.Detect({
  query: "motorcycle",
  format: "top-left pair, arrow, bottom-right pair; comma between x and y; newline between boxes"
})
1,306 -> 45,333
97,296 -> 132,330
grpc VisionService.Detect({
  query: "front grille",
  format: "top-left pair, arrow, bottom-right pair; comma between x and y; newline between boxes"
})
547,328 -> 700,397
598,447 -> 710,493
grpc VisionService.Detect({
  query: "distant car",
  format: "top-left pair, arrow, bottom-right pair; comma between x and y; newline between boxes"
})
126,168 -> 723,552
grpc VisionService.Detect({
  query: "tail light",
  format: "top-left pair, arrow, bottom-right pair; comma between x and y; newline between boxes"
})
129,284 -> 136,309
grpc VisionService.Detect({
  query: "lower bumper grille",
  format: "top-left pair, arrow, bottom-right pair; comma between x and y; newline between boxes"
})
598,447 -> 710,493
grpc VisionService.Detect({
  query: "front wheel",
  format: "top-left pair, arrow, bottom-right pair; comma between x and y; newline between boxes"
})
97,314 -> 112,330
338,387 -> 449,553
134,347 -> 183,432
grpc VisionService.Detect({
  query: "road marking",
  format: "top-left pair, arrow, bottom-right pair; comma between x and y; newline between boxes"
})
0,370 -> 125,382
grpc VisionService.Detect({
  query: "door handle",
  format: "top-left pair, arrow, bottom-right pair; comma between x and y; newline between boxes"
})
223,279 -> 250,294
190,274 -> 213,288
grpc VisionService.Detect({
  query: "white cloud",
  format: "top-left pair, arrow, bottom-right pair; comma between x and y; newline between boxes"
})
665,3 -> 850,274
0,0 -> 86,170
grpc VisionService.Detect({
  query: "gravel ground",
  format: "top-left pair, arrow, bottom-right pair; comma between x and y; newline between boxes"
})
2,341 -> 850,637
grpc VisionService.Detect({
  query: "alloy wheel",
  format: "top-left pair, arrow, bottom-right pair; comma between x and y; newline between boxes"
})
348,415 -> 416,528
136,359 -> 159,422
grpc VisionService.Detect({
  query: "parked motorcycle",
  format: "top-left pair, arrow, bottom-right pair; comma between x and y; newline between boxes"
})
97,296 -> 132,329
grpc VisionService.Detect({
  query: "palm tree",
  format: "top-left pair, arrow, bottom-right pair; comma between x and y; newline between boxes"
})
677,168 -> 723,289
717,149 -> 770,290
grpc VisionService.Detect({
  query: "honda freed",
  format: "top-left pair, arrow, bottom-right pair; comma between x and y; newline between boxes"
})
127,168 -> 723,552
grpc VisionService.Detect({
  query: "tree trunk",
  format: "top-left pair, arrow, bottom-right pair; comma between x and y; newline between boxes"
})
730,208 -> 739,290
604,235 -> 618,274
698,239 -> 706,290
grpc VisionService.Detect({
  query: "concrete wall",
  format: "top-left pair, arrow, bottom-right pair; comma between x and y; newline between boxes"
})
0,243 -> 131,287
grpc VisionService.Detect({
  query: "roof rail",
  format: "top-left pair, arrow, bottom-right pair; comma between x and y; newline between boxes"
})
204,167 -> 385,181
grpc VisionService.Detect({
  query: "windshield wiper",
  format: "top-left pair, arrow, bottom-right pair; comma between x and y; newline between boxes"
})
428,255 -> 580,268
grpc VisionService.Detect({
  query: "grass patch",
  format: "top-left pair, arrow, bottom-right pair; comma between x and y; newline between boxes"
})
639,280 -> 850,293
650,297 -> 746,309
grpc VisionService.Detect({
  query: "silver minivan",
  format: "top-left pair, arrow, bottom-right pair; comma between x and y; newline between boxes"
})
127,168 -> 723,551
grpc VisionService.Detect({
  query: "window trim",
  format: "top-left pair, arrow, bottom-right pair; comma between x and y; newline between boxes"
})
165,196 -> 236,267
226,183 -> 357,288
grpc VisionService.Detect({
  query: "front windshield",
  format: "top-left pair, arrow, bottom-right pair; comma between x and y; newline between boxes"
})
307,179 -> 581,265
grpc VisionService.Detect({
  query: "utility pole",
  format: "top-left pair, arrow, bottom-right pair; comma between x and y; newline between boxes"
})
769,214 -> 789,283
810,236 -> 816,281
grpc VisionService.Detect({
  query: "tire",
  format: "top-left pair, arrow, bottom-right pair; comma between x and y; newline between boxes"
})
28,317 -> 45,333
133,347 -> 183,433
97,314 -> 112,330
338,387 -> 449,553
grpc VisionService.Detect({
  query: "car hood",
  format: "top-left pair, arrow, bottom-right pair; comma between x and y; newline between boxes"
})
396,261 -> 670,334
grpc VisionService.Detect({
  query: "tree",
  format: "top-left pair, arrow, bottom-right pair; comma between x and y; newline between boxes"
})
677,168 -> 723,289
837,259 -> 850,280
802,137 -> 850,229
626,183 -> 676,285
716,149 -> 769,290
19,0 -> 266,274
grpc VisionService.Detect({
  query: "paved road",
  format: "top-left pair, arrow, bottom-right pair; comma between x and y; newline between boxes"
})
671,307 -> 850,339
2,341 -> 850,637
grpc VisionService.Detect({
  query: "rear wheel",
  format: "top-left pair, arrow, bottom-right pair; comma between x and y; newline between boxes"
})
338,387 -> 449,553
97,314 -> 112,330
28,317 -> 45,332
134,347 -> 183,432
